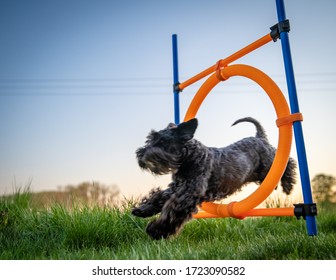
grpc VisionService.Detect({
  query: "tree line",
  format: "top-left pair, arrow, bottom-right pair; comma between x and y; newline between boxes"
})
312,173 -> 336,203
30,181 -> 120,208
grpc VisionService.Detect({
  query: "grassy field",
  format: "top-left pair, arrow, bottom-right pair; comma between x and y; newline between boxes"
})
0,190 -> 335,260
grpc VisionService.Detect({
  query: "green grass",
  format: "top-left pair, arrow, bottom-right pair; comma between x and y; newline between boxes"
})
0,191 -> 335,260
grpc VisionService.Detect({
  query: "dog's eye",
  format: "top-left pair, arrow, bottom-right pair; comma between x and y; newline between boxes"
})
167,145 -> 181,154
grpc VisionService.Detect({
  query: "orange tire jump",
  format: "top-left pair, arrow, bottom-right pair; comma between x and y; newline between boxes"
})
184,64 -> 299,219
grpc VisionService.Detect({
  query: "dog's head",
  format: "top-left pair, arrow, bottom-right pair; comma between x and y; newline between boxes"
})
136,118 -> 198,175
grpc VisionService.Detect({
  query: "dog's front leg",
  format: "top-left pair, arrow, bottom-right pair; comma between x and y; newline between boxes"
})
146,180 -> 206,239
132,184 -> 174,218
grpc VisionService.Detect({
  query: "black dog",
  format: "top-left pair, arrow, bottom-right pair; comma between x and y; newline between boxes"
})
133,117 -> 296,239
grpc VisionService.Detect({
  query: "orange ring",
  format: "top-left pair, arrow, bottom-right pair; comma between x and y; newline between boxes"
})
185,64 -> 293,218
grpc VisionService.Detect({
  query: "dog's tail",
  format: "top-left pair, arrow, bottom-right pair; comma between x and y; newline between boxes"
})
232,117 -> 267,139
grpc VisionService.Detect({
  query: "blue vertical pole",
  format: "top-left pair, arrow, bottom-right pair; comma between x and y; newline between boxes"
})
172,34 -> 180,124
275,0 -> 317,235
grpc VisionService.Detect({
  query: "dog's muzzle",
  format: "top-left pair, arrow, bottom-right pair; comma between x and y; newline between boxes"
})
136,146 -> 181,175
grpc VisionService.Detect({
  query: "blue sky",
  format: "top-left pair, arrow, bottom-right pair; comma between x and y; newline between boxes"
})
1,0 -> 335,200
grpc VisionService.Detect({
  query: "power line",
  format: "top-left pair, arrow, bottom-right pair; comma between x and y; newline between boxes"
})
0,73 -> 335,96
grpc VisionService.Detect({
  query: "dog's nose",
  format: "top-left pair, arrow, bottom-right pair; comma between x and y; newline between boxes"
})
136,147 -> 145,158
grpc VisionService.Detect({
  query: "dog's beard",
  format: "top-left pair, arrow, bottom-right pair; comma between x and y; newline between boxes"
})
136,146 -> 184,175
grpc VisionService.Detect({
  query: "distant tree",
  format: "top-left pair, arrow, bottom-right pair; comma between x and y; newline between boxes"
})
64,181 -> 120,206
312,174 -> 336,203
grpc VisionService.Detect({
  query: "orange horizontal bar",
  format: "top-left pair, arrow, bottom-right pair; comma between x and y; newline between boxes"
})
193,207 -> 295,219
246,207 -> 295,217
219,34 -> 273,69
178,33 -> 273,91
179,65 -> 216,91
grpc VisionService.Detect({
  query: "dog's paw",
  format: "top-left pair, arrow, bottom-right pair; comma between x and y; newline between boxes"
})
131,207 -> 145,217
146,221 -> 170,240
132,205 -> 156,218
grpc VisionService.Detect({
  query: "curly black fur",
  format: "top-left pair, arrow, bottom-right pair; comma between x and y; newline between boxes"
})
133,117 -> 296,239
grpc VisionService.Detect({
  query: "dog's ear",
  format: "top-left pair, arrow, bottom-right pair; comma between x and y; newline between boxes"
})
167,123 -> 177,129
175,118 -> 198,141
